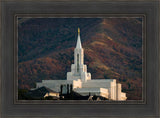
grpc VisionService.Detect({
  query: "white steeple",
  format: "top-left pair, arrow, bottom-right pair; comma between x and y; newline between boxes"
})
67,27 -> 91,82
76,28 -> 82,49
74,28 -> 84,66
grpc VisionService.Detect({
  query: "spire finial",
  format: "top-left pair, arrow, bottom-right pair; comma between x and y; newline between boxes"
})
76,28 -> 82,49
78,27 -> 80,35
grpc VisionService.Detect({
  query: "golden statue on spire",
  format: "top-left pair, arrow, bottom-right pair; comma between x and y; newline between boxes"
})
78,28 -> 80,35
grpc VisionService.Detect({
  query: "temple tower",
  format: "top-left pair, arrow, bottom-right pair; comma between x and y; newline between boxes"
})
74,28 -> 84,75
67,28 -> 91,81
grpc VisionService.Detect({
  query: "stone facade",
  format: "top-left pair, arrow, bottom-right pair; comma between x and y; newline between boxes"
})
34,28 -> 127,101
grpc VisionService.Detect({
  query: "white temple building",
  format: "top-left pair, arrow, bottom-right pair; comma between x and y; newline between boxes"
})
34,28 -> 127,101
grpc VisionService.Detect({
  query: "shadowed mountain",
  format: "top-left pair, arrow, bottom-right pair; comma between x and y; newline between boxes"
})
18,18 -> 143,100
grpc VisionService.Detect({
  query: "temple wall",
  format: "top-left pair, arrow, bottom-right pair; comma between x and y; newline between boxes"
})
82,79 -> 115,88
35,79 -> 127,100
121,92 -> 127,100
73,79 -> 82,89
116,83 -> 122,100
74,87 -> 108,98
67,72 -> 81,81
110,81 -> 117,100
36,80 -> 73,92
100,88 -> 109,98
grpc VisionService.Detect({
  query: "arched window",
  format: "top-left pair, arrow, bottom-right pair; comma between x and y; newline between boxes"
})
77,54 -> 79,73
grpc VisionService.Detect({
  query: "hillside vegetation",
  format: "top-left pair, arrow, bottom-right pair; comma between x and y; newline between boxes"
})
18,18 -> 142,100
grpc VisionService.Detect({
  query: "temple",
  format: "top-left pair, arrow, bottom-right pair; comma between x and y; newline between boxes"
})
34,28 -> 127,101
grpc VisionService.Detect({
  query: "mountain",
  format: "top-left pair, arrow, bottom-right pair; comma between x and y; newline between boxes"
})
18,18 -> 142,100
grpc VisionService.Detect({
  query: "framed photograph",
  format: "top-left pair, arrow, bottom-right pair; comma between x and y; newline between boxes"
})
15,14 -> 145,104
1,0 -> 160,118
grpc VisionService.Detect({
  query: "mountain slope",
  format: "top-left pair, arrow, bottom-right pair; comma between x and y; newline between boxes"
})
18,18 -> 143,100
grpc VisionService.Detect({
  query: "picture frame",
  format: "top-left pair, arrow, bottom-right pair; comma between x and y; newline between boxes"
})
1,0 -> 160,117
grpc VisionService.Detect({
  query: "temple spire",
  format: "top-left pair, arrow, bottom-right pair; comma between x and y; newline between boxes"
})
76,28 -> 82,49
78,27 -> 80,35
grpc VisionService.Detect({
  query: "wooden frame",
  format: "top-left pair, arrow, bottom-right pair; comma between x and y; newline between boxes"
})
1,0 -> 160,117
